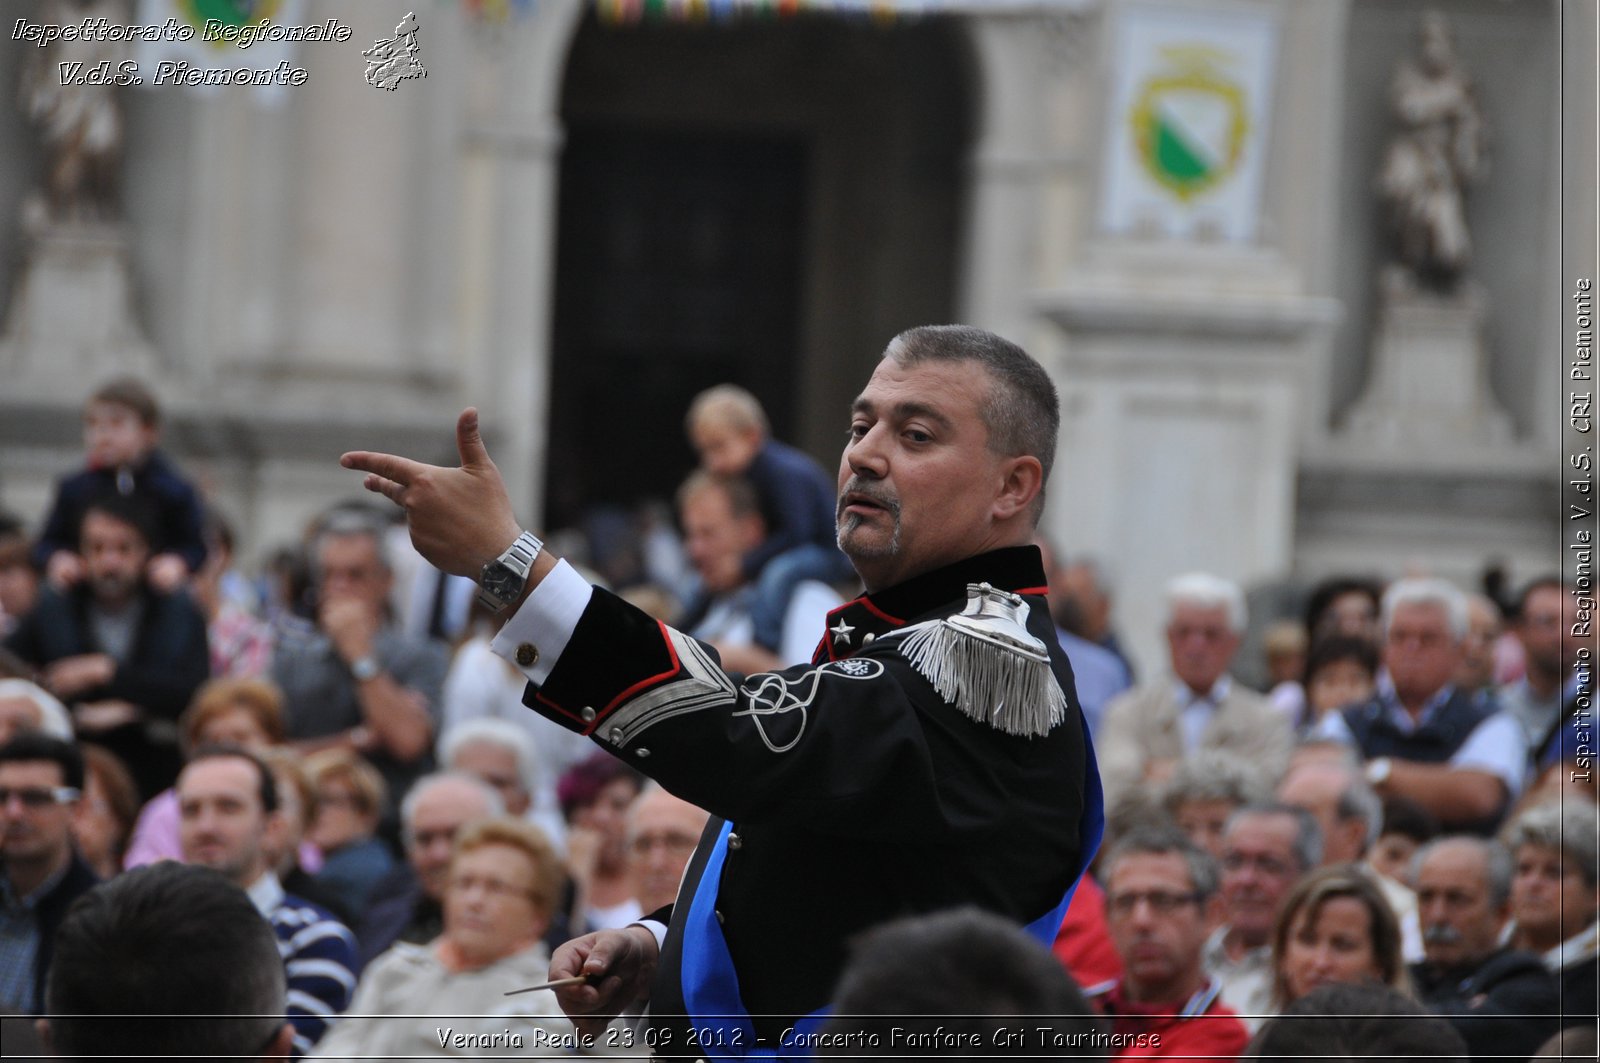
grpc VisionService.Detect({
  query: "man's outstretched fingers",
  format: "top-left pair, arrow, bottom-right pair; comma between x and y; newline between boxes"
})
340,449 -> 429,485
361,473 -> 405,506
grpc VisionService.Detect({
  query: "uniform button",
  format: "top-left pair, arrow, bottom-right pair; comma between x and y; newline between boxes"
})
515,643 -> 539,667
635,748 -> 650,758
862,632 -> 876,645
608,727 -> 624,744
726,832 -> 743,850
714,911 -> 724,925
579,706 -> 596,723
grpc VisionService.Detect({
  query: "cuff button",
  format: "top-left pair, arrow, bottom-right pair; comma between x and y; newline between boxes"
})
515,643 -> 539,667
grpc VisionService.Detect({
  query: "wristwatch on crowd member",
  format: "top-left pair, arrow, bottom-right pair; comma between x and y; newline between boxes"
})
476,531 -> 544,613
1365,756 -> 1393,788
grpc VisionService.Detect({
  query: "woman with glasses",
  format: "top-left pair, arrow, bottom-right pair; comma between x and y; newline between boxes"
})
310,817 -> 576,1057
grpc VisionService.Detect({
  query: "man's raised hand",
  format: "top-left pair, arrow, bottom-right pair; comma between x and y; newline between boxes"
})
340,408 -> 523,578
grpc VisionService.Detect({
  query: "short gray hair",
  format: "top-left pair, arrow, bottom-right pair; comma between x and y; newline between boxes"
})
1163,750 -> 1273,812
1382,578 -> 1469,641
885,326 -> 1059,518
1413,835 -> 1515,908
1501,801 -> 1600,888
1336,774 -> 1385,854
1065,556 -> 1115,597
1226,803 -> 1325,872
399,771 -> 504,837
438,717 -> 541,797
1166,572 -> 1248,633
310,509 -> 393,577
1102,823 -> 1221,899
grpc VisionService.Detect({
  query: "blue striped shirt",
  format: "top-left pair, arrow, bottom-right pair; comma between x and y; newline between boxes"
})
248,873 -> 359,1057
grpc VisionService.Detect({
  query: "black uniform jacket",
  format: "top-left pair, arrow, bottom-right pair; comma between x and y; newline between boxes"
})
523,545 -> 1094,1052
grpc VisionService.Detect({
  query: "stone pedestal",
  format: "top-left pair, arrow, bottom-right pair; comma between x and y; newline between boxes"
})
1035,244 -> 1340,675
1340,280 -> 1511,448
0,221 -> 159,394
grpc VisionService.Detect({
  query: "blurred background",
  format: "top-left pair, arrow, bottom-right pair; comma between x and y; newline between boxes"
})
0,0 -> 1593,679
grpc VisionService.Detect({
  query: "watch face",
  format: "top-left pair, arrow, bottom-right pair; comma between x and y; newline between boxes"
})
482,562 -> 518,600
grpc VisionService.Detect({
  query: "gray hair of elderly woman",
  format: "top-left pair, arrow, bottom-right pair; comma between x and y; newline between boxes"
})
438,716 -> 542,797
1500,799 -> 1600,887
1162,749 -> 1273,813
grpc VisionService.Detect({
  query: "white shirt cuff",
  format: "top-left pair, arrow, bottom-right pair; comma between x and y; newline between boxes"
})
488,560 -> 593,686
632,919 -> 669,953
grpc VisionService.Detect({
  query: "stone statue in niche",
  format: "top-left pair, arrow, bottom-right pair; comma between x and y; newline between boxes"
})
1376,10 -> 1487,294
2,0 -> 156,385
20,0 -> 129,224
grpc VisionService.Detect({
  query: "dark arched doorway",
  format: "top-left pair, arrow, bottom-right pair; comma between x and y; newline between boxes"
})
545,11 -> 974,535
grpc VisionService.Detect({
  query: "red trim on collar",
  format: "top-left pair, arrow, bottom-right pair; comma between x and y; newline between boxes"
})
1016,584 -> 1049,597
857,597 -> 904,625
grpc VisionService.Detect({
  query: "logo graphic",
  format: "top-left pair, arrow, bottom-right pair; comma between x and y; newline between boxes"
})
181,0 -> 285,50
1128,45 -> 1248,202
364,11 -> 425,91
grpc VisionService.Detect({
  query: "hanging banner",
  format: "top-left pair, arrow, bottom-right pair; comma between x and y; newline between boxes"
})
1099,0 -> 1279,243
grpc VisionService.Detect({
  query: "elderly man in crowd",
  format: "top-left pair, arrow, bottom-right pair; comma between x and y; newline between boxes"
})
1409,835 -> 1561,1060
1315,578 -> 1525,831
0,680 -> 73,745
342,324 -> 1101,1055
1276,752 -> 1423,961
440,715 -> 568,852
1087,825 -> 1249,1061
627,783 -> 710,914
273,512 -> 449,825
0,734 -> 98,1014
177,744 -> 358,1055
1202,803 -> 1322,1028
356,770 -> 504,967
1098,573 -> 1290,809
1160,749 -> 1271,863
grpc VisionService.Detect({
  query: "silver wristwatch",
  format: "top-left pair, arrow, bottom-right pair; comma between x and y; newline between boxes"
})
475,531 -> 543,613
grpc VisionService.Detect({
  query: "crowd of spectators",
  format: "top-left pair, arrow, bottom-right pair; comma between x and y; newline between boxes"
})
0,375 -> 1593,1060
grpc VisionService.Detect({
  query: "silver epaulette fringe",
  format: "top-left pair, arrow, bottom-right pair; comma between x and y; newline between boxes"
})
898,582 -> 1066,738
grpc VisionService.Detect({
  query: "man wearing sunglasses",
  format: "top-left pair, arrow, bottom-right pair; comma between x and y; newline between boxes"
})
0,732 -> 99,1014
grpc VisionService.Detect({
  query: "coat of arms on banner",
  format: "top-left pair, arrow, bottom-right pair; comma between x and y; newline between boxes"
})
1128,47 -> 1248,203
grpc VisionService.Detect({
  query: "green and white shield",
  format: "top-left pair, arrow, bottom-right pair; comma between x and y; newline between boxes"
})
1129,64 -> 1249,202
